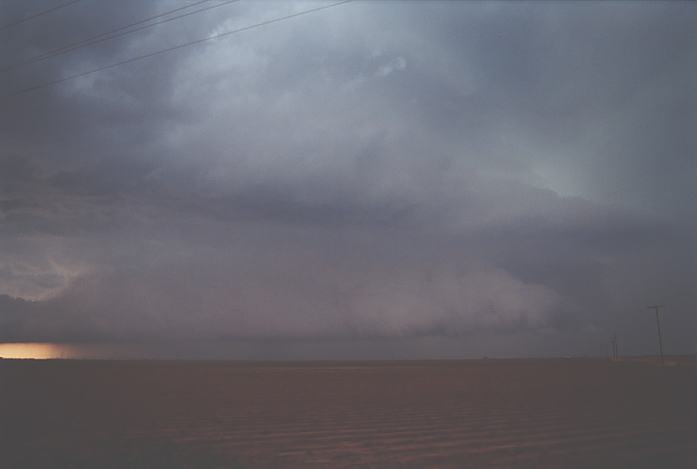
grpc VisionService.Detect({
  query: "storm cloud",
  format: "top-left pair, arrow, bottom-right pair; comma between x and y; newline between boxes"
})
0,1 -> 695,357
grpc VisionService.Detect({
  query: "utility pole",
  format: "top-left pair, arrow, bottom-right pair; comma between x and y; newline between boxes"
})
648,305 -> 665,364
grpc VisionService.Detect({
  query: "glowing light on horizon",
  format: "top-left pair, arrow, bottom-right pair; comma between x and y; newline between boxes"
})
0,343 -> 70,359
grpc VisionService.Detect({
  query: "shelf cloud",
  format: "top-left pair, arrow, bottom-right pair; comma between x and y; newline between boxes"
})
1,1 -> 695,356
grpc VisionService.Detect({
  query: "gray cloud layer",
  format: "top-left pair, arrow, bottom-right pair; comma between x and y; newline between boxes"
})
0,1 -> 695,357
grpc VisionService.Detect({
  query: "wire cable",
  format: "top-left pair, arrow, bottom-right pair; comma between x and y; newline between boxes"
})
5,0 -> 354,99
1,0 -> 240,73
1,0 -> 83,31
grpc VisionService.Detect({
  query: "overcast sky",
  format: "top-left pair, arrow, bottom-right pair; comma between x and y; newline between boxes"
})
0,0 -> 695,358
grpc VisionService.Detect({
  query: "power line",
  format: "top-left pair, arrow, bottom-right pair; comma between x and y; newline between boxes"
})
5,0 -> 354,99
1,0 -> 83,31
23,0 -> 215,62
1,0 -> 240,74
611,332 -> 618,361
648,305 -> 666,364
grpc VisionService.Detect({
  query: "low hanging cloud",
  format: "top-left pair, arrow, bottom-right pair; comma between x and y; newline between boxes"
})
1,253 -> 562,342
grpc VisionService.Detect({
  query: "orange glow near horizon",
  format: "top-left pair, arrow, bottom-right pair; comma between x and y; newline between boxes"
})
0,343 -> 70,359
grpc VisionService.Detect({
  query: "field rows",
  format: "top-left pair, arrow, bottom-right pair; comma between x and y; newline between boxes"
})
1,359 -> 695,468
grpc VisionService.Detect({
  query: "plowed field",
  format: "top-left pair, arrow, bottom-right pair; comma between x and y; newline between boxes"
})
1,359 -> 694,468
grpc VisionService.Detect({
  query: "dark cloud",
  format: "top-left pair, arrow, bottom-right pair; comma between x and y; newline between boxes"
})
0,1 -> 694,357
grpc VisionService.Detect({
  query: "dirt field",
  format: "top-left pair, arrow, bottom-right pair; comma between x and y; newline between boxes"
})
1,358 -> 695,468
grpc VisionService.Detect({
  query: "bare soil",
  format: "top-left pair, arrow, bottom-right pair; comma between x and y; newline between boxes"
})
1,358 -> 695,468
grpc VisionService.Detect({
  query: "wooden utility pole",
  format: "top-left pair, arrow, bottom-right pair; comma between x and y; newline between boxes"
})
648,305 -> 665,364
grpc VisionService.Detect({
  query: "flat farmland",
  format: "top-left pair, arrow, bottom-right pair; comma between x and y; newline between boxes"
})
1,359 -> 695,468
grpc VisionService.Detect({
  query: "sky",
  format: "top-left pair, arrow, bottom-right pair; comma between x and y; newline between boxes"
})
0,0 -> 695,359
